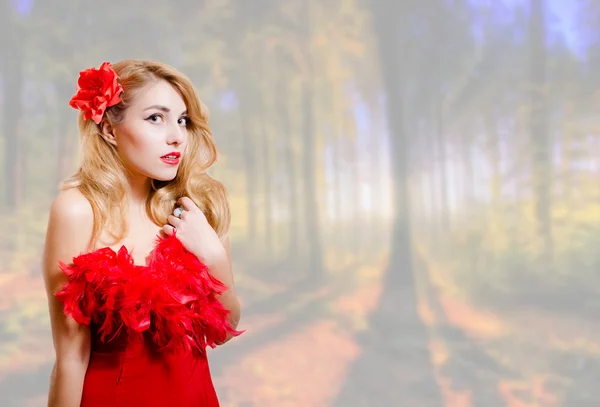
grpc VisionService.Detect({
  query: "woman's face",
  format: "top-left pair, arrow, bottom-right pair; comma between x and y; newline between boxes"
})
104,80 -> 189,182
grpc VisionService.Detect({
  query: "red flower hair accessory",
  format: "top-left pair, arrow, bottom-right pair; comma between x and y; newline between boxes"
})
69,62 -> 124,124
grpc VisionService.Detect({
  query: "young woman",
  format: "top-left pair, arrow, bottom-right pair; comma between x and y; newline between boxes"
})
42,60 -> 243,407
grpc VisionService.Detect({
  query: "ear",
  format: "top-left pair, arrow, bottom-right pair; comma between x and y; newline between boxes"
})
100,120 -> 117,146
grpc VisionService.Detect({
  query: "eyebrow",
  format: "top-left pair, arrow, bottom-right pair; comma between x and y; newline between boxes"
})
143,105 -> 188,115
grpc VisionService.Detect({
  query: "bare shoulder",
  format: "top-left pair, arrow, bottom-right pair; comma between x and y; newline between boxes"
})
42,188 -> 94,292
47,188 -> 94,246
49,187 -> 93,220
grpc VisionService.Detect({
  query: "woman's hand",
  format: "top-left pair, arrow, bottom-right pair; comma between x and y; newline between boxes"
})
165,196 -> 241,335
164,196 -> 227,268
164,196 -> 241,334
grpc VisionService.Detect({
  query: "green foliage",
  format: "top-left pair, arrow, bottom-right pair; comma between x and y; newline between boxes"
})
423,194 -> 600,306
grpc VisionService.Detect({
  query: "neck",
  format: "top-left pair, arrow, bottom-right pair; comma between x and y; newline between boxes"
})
126,172 -> 152,210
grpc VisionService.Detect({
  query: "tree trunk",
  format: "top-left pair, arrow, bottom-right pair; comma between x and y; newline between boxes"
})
334,1 -> 442,405
255,89 -> 273,253
346,113 -> 361,252
55,78 -> 78,188
276,54 -> 299,257
434,98 -> 450,233
238,80 -> 258,246
0,6 -> 24,209
300,78 -> 324,277
300,0 -> 324,278
529,0 -> 552,265
330,74 -> 343,229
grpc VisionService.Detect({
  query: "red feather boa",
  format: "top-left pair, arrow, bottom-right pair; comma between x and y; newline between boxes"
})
55,233 -> 242,354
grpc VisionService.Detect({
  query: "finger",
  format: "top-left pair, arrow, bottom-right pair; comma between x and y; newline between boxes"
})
177,196 -> 197,212
162,223 -> 176,236
167,215 -> 181,227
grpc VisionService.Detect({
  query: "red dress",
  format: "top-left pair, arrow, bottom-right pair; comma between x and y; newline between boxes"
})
55,232 -> 242,407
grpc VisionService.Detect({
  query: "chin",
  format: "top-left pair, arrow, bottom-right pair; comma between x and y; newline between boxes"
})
148,168 -> 179,182
153,173 -> 178,182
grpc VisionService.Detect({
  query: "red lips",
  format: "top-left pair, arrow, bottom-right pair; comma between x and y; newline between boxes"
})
161,152 -> 181,158
161,151 -> 181,165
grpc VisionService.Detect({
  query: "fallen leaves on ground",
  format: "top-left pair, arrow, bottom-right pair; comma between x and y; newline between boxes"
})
215,320 -> 360,407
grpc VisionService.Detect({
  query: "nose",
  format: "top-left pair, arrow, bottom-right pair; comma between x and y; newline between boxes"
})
166,121 -> 185,146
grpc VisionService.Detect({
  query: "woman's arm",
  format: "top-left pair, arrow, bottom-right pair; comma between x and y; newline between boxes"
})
42,189 -> 93,407
206,236 -> 241,344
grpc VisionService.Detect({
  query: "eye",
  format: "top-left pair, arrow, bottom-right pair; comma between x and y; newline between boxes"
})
178,116 -> 190,126
146,113 -> 164,124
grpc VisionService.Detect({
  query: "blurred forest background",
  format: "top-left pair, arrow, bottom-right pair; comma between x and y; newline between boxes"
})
1,0 -> 600,406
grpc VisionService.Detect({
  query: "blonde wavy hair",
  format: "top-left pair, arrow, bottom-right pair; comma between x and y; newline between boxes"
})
59,60 -> 230,249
